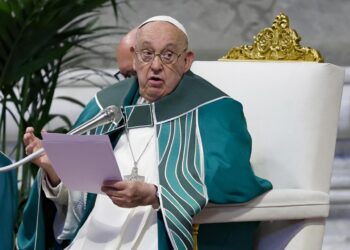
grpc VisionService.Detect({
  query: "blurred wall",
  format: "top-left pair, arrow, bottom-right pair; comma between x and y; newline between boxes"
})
93,0 -> 350,67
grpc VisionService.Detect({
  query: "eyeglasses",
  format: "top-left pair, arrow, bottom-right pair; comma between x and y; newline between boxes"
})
114,71 -> 130,81
135,48 -> 187,65
114,71 -> 124,81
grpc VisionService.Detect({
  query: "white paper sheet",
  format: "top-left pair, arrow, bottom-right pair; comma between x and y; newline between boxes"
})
42,133 -> 121,194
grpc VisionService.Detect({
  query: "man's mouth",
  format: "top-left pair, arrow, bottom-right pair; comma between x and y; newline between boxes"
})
148,76 -> 164,86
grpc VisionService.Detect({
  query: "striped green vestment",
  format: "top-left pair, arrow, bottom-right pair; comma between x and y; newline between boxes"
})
157,111 -> 207,249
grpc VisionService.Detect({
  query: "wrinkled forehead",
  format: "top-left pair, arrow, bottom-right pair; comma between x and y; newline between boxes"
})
136,21 -> 188,50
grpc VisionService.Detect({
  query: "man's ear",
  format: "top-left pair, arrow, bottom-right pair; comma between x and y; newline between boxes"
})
183,51 -> 194,72
131,46 -> 137,70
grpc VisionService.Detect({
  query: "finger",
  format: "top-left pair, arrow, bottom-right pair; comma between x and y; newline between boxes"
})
110,197 -> 135,208
28,139 -> 41,149
25,127 -> 35,133
23,131 -> 34,139
106,193 -> 128,205
101,186 -> 120,196
110,198 -> 128,207
104,192 -> 118,200
23,130 -> 37,146
101,185 -> 121,194
102,186 -> 134,203
34,139 -> 43,148
23,133 -> 31,146
26,139 -> 43,153
25,143 -> 36,155
102,179 -> 119,186
103,180 -> 128,189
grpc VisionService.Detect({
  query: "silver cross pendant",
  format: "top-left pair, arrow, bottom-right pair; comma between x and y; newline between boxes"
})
124,166 -> 145,182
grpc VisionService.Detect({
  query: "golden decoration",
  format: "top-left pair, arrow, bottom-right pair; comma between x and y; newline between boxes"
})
220,13 -> 324,62
192,224 -> 200,250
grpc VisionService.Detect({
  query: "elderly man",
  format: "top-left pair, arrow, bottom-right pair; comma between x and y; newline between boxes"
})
115,28 -> 137,79
18,16 -> 272,249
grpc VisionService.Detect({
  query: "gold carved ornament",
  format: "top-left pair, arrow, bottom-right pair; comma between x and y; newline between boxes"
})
220,13 -> 324,62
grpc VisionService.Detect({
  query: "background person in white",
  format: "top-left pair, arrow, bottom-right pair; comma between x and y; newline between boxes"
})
19,16 -> 272,249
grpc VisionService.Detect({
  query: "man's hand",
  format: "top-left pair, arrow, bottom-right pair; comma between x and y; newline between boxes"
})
101,180 -> 159,209
23,127 -> 61,186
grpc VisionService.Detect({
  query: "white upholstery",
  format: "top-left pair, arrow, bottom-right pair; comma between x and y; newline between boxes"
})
194,189 -> 329,223
190,61 -> 345,250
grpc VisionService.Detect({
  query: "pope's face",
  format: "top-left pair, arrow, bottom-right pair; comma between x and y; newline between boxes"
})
133,22 -> 194,102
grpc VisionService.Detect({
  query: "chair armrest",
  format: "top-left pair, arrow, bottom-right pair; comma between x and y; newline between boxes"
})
193,189 -> 329,223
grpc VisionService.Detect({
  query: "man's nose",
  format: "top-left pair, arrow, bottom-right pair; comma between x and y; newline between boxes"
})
150,55 -> 163,72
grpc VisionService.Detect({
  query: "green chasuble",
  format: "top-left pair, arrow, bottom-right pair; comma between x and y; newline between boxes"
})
17,71 -> 272,250
0,151 -> 18,250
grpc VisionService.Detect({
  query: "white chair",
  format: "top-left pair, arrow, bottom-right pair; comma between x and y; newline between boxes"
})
190,61 -> 344,249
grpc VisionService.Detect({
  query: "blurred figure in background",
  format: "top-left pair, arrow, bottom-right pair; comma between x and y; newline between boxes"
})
115,28 -> 137,80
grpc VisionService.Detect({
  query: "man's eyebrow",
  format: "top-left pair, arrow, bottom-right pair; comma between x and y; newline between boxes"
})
138,41 -> 152,48
138,41 -> 179,51
162,44 -> 178,51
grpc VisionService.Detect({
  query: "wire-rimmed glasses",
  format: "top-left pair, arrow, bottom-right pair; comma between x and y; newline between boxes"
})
135,48 -> 187,65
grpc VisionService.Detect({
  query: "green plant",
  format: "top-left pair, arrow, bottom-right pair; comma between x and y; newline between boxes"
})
0,0 -> 124,234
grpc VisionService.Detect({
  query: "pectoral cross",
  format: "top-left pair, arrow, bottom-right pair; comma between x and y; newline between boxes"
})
124,166 -> 145,182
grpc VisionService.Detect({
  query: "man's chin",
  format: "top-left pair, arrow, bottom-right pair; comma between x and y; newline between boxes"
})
143,89 -> 165,102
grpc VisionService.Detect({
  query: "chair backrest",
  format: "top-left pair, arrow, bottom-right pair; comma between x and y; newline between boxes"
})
191,61 -> 344,193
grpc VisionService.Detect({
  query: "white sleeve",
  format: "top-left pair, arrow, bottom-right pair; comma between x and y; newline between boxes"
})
41,171 -> 68,205
40,170 -> 84,242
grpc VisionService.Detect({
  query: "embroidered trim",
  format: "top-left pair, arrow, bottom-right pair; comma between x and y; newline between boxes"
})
155,96 -> 230,125
124,104 -> 154,129
157,110 -> 207,249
